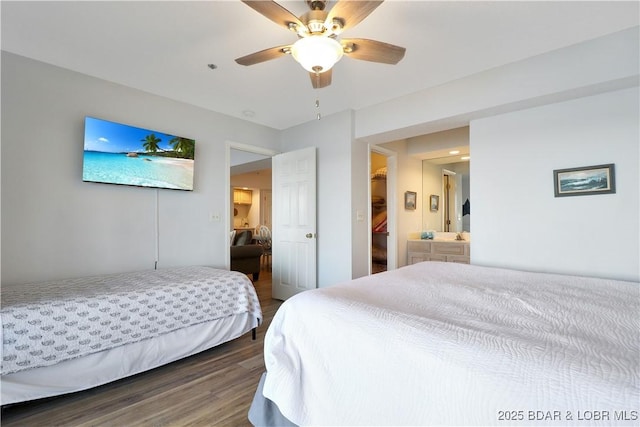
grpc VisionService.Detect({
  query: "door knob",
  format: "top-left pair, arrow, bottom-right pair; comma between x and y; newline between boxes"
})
305,233 -> 314,239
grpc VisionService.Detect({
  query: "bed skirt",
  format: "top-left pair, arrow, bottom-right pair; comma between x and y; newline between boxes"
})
2,312 -> 258,405
248,372 -> 297,427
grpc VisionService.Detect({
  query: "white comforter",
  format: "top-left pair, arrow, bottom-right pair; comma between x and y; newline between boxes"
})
262,262 -> 639,426
1,266 -> 262,375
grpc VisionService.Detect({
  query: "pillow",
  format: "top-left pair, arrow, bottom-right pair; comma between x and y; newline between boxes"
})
235,230 -> 253,246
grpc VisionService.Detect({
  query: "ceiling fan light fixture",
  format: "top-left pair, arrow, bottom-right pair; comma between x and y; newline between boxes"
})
291,36 -> 343,73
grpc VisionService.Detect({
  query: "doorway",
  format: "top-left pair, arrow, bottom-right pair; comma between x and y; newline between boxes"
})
442,169 -> 463,232
226,142 -> 318,301
369,145 -> 397,274
229,150 -> 273,233
370,152 -> 388,273
226,143 -> 277,275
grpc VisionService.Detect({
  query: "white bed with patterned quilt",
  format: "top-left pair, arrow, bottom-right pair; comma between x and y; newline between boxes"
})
249,262 -> 639,426
1,266 -> 262,405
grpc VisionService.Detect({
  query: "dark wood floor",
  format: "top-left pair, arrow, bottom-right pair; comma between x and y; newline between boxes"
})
1,269 -> 281,427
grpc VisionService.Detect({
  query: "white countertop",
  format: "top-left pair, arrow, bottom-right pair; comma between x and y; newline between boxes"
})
409,238 -> 470,243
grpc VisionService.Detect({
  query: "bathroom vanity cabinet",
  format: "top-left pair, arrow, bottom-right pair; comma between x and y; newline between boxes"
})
407,239 -> 470,264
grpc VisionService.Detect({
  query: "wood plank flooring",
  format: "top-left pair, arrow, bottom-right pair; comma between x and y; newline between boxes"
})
1,270 -> 282,427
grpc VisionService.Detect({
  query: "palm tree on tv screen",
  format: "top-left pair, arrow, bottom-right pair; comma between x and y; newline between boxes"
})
169,137 -> 195,160
141,133 -> 163,154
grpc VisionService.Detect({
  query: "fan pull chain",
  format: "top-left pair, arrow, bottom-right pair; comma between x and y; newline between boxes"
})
316,98 -> 321,120
314,72 -> 322,120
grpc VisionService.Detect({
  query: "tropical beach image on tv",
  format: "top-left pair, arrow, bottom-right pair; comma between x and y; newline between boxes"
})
83,117 -> 195,191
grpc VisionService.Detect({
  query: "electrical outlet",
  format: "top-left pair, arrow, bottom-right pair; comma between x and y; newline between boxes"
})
210,212 -> 221,222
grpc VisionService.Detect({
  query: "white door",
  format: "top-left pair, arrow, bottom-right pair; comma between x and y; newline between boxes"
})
272,147 -> 317,300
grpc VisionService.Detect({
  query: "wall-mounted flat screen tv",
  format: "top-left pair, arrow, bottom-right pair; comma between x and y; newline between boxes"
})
83,116 -> 195,191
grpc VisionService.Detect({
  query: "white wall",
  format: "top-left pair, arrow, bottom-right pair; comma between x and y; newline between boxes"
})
356,27 -> 639,144
279,110 -> 355,287
422,162 -> 443,231
471,87 -> 639,282
3,28 -> 638,287
1,52 -> 280,284
350,134 -> 370,279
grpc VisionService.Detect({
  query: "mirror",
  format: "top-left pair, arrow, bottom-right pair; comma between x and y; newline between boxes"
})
406,126 -> 470,234
422,159 -> 470,233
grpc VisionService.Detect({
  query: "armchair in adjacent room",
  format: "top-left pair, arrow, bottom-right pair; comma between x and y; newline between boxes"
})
230,230 -> 263,281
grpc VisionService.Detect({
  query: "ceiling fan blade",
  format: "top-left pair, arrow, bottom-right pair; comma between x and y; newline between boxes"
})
235,45 -> 291,66
309,69 -> 332,89
241,0 -> 304,32
325,1 -> 383,32
341,38 -> 406,64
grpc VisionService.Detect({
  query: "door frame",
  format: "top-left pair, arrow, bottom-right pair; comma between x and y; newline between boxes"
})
368,144 -> 398,273
442,168 -> 462,232
225,141 -> 279,269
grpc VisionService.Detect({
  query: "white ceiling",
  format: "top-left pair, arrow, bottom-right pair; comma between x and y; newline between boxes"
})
1,1 -> 638,131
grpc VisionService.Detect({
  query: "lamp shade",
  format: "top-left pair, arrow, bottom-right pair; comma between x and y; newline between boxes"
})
291,36 -> 344,73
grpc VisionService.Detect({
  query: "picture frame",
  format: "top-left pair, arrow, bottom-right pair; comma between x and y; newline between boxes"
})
429,194 -> 439,212
404,191 -> 417,210
553,163 -> 616,197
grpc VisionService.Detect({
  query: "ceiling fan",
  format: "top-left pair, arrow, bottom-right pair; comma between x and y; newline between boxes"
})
235,0 -> 406,88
